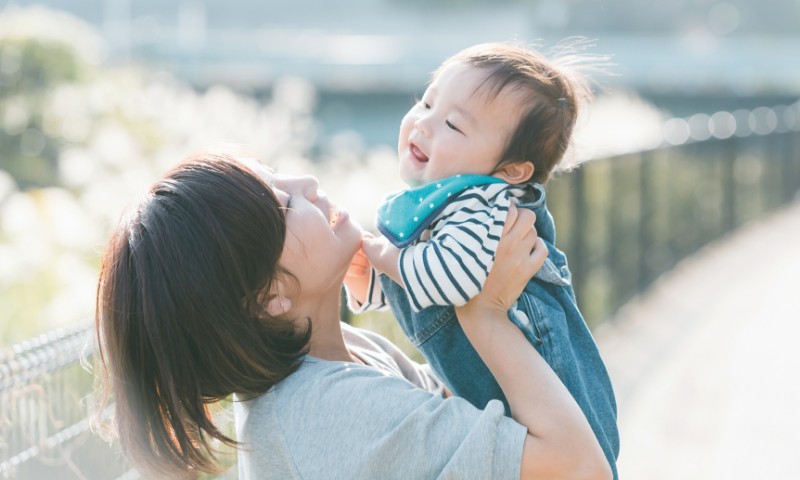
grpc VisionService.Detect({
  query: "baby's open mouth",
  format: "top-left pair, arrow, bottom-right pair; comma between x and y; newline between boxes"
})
410,143 -> 429,163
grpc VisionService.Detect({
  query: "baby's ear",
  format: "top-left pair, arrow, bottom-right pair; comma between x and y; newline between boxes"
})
494,162 -> 534,185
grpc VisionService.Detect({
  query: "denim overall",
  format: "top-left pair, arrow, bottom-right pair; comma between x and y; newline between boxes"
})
379,183 -> 620,478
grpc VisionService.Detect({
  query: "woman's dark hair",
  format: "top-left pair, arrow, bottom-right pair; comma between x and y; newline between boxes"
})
94,152 -> 310,478
442,41 -> 595,185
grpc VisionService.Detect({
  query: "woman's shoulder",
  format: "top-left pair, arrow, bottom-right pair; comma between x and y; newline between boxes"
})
341,323 -> 445,392
234,358 -> 391,452
235,353 -> 440,461
234,348 -> 525,480
234,359 -> 395,479
253,356 -> 376,401
239,352 -> 409,418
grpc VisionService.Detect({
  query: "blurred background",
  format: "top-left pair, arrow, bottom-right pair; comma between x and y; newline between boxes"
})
1,0 -> 798,478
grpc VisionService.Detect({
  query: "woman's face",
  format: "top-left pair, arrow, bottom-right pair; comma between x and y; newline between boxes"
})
247,162 -> 363,297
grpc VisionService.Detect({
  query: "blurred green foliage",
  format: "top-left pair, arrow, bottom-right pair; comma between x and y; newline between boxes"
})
0,38 -> 82,97
0,38 -> 84,188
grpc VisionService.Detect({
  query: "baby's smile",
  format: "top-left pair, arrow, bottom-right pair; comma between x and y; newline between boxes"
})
409,142 -> 429,163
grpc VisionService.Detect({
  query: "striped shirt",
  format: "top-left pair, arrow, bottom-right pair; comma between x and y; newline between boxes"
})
355,183 -> 529,312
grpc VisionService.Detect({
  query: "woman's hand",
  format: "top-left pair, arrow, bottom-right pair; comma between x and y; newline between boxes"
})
458,204 -> 547,319
454,204 -> 610,480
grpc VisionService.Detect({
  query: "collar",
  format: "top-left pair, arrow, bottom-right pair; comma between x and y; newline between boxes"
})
377,174 -> 506,247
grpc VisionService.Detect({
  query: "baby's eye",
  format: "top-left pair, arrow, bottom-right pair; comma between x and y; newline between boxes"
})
446,120 -> 463,134
413,97 -> 430,110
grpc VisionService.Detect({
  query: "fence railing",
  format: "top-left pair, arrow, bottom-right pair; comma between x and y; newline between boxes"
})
546,102 -> 800,325
0,325 -> 132,479
3,101 -> 800,478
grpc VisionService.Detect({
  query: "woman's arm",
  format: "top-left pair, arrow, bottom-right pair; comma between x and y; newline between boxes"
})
455,205 -> 611,480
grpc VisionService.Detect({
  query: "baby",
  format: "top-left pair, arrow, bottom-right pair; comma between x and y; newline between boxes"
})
348,42 -> 620,478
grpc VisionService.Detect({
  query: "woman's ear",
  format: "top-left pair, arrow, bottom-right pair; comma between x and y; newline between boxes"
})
494,162 -> 535,185
266,294 -> 292,317
266,283 -> 293,317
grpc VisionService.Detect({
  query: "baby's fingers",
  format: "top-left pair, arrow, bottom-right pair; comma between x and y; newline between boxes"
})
346,248 -> 371,278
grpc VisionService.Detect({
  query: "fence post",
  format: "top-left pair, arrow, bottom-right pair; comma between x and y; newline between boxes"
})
570,167 -> 587,307
721,138 -> 738,232
637,150 -> 652,290
791,131 -> 800,200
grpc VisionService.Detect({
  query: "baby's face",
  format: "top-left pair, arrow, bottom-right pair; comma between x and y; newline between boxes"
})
398,62 -> 523,187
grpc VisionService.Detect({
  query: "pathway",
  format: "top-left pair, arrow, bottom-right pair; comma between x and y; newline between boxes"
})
595,200 -> 800,479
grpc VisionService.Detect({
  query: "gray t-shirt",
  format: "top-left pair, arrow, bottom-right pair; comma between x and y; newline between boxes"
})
234,323 -> 526,479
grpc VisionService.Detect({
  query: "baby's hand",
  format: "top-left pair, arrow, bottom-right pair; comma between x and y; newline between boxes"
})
344,247 -> 371,305
362,233 -> 402,285
346,246 -> 371,279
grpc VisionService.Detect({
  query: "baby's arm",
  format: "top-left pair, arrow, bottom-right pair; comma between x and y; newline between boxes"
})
362,233 -> 403,285
344,240 -> 389,312
344,247 -> 372,306
393,190 -> 511,311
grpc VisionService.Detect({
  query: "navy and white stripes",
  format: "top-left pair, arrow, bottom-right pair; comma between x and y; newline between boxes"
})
399,183 -> 511,310
353,183 -> 528,313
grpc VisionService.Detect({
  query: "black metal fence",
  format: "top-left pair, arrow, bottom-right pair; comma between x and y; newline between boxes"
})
546,103 -> 800,326
2,102 -> 799,478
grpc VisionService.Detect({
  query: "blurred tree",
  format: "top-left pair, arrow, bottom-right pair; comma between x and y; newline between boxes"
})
0,38 -> 84,188
0,6 -> 341,346
0,39 -> 82,96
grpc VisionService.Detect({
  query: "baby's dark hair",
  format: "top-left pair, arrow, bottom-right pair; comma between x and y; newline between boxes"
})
441,41 -> 595,184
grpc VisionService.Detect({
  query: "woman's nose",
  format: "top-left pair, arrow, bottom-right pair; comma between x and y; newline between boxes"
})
298,175 -> 320,201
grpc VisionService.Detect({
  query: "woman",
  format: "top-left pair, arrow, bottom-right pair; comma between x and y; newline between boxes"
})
95,152 -> 609,479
